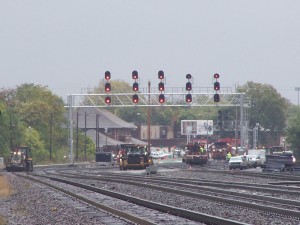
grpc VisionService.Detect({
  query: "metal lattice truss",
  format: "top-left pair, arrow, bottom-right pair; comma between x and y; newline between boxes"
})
66,92 -> 250,108
66,92 -> 250,164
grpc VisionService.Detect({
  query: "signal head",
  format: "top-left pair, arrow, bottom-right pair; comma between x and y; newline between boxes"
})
132,70 -> 138,79
186,82 -> 192,91
214,81 -> 220,91
186,94 -> 192,103
132,94 -> 139,104
186,74 -> 192,79
159,94 -> 165,103
214,94 -> 220,102
133,82 -> 139,91
105,83 -> 111,92
158,70 -> 164,79
158,82 -> 165,91
105,71 -> 111,80
105,96 -> 111,104
213,73 -> 220,79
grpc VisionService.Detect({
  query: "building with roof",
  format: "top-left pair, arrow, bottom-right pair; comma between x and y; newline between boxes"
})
74,108 -> 147,152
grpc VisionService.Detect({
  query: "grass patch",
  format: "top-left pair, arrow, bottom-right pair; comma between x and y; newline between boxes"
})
0,175 -> 11,225
0,175 -> 13,198
0,217 -> 7,225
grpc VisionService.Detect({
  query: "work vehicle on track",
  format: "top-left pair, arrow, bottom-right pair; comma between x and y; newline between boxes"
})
183,142 -> 208,165
6,146 -> 33,172
118,144 -> 153,170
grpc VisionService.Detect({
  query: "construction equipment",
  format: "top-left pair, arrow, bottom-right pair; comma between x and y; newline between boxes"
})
262,150 -> 296,172
118,144 -> 153,170
6,146 -> 33,172
183,142 -> 208,165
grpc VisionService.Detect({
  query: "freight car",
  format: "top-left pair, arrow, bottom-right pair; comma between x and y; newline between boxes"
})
118,144 -> 153,170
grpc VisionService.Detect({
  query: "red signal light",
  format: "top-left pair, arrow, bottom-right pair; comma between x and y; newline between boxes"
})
213,73 -> 220,79
214,81 -> 220,91
105,96 -> 111,104
186,82 -> 192,91
105,71 -> 111,80
159,94 -> 165,103
158,70 -> 164,79
186,94 -> 192,103
133,82 -> 139,91
132,70 -> 138,79
158,82 -> 164,91
132,94 -> 139,103
105,83 -> 111,92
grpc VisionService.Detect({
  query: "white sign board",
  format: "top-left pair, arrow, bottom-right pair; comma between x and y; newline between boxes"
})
181,120 -> 213,136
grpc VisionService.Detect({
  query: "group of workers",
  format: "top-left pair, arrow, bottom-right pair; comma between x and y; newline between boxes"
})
186,142 -> 207,155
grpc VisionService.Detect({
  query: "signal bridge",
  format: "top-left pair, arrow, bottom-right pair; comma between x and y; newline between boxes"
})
65,87 -> 250,164
67,87 -> 250,108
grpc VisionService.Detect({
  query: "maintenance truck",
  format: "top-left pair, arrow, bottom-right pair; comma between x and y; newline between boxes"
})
118,144 -> 153,170
6,146 -> 33,172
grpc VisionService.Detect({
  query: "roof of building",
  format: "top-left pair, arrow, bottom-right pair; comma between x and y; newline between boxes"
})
87,130 -> 147,146
73,108 -> 136,129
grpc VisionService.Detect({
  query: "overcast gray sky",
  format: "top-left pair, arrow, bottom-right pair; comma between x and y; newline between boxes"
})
1,1 -> 300,104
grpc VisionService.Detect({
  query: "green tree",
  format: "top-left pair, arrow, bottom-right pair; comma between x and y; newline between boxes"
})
286,108 -> 300,159
237,82 -> 290,147
22,126 -> 48,162
0,103 -> 11,157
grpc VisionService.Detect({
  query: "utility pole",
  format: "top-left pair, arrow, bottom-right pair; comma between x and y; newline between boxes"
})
49,113 -> 53,160
76,111 -> 79,160
147,81 -> 151,152
84,111 -> 87,159
295,87 -> 300,107
10,114 -> 13,149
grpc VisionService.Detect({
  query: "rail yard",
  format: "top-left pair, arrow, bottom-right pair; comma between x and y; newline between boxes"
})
1,160 -> 300,225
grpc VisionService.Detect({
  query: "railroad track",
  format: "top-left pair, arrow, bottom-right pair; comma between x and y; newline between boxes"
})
192,167 -> 300,181
39,169 -> 300,224
16,172 -> 246,225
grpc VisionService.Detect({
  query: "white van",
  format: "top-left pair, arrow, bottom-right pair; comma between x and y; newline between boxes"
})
228,156 -> 248,170
247,149 -> 266,167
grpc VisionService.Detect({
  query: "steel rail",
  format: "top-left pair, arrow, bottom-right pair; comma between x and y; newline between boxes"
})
44,171 -> 300,219
46,175 -> 249,225
15,173 -> 156,225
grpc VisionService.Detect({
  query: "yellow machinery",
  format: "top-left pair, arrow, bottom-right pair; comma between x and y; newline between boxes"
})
118,144 -> 153,170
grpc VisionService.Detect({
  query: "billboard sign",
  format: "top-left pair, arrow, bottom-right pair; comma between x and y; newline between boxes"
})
181,120 -> 213,136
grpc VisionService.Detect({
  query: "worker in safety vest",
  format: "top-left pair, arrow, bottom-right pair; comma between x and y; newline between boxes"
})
199,146 -> 205,155
226,152 -> 232,161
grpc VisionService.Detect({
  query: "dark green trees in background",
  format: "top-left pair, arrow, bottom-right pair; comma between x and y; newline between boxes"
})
0,83 -> 94,163
237,82 -> 290,147
1,80 -> 299,162
286,108 -> 300,159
